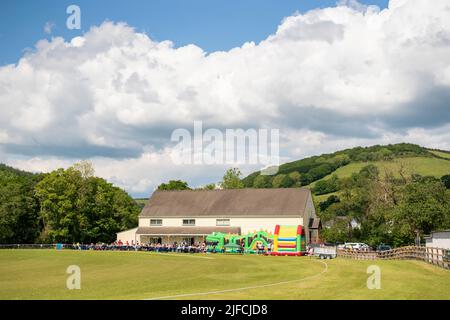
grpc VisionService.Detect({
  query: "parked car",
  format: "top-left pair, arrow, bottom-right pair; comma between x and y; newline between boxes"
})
344,242 -> 370,250
376,244 -> 392,252
445,250 -> 450,262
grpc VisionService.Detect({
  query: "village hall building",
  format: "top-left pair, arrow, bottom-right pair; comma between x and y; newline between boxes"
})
117,188 -> 320,245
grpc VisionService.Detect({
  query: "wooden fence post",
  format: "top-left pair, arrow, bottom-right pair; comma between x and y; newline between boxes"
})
336,245 -> 449,270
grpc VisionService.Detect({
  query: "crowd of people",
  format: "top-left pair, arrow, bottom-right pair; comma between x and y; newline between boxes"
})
67,240 -> 207,253
65,240 -> 277,254
60,240 -> 336,256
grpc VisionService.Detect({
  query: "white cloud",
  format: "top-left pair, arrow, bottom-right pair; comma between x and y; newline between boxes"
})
7,150 -> 256,197
1,0 -> 450,196
0,130 -> 8,143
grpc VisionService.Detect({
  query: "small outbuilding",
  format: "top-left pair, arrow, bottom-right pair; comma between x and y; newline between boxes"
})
425,230 -> 450,249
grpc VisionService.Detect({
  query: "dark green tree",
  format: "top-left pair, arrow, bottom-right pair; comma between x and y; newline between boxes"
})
157,180 -> 190,191
0,165 -> 43,243
318,195 -> 340,212
313,174 -> 339,195
388,180 -> 450,246
200,183 -> 216,190
253,175 -> 272,188
220,168 -> 244,189
271,174 -> 294,188
35,163 -> 139,243
441,174 -> 450,189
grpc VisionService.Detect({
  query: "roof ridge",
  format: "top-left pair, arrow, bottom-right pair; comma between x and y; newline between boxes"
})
141,188 -> 312,218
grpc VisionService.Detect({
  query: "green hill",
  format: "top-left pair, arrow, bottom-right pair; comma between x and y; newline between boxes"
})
134,198 -> 149,209
0,163 -> 40,179
429,149 -> 450,160
242,143 -> 450,194
310,157 -> 450,187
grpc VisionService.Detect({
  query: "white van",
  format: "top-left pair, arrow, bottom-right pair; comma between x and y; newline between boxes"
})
344,242 -> 370,250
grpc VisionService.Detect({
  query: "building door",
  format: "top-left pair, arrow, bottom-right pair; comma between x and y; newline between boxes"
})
157,237 -> 162,244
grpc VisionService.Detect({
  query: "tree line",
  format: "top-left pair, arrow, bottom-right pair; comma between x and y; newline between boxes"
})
0,162 -> 139,244
242,143 -> 435,189
317,165 -> 450,247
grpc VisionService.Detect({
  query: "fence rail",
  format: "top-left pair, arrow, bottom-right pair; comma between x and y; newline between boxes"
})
0,243 -> 203,253
0,244 -> 56,249
337,246 -> 450,270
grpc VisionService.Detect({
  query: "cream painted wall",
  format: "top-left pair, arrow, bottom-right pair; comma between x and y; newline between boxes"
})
426,231 -> 450,249
426,238 -> 450,249
139,217 -> 303,234
139,235 -> 205,245
116,227 -> 138,244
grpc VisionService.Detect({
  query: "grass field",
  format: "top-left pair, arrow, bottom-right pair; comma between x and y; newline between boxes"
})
310,157 -> 450,188
0,250 -> 449,300
312,192 -> 340,203
310,156 -> 450,202
430,150 -> 450,160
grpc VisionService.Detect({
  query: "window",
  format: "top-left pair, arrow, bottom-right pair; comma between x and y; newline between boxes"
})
150,219 -> 162,226
216,219 -> 230,226
182,219 -> 195,226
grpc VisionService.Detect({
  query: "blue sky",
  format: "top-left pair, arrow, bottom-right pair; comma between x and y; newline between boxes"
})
2,0 -> 449,197
0,0 -> 388,65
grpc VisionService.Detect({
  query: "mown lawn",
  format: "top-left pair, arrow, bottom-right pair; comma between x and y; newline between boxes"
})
0,250 -> 448,300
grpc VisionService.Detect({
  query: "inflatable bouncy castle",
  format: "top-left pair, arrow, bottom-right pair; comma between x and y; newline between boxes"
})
205,231 -> 273,253
205,226 -> 306,255
271,225 -> 305,256
241,230 -> 272,254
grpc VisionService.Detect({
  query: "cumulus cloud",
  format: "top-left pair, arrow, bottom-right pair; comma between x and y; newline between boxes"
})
1,0 -> 450,195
